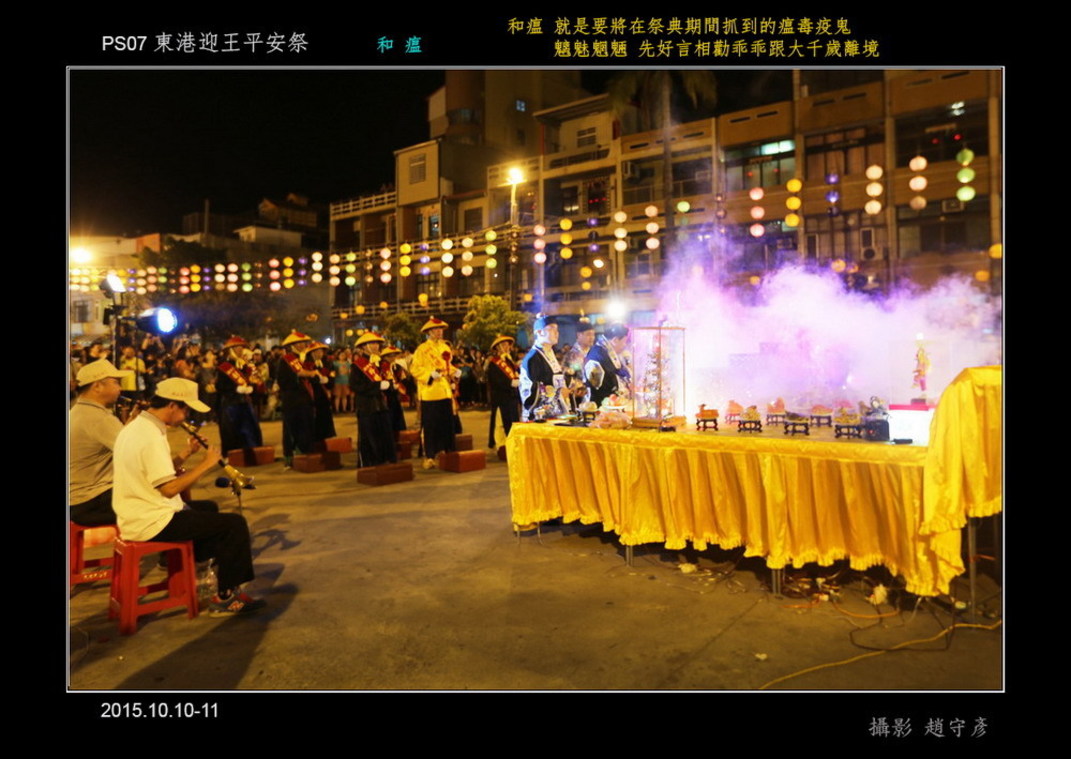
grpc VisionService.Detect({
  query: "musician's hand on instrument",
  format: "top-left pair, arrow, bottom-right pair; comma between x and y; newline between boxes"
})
380,380 -> 390,390
203,443 -> 222,464
185,436 -> 202,456
431,370 -> 442,380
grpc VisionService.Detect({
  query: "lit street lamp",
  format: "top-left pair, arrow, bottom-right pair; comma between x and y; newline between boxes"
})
506,167 -> 525,305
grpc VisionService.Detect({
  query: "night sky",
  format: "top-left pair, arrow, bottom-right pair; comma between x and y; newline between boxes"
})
69,70 -> 445,236
68,69 -> 790,237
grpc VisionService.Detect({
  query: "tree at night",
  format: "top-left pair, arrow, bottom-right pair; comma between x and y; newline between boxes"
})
455,295 -> 528,350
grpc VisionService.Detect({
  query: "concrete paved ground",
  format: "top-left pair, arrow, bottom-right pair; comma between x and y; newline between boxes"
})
69,408 -> 1002,693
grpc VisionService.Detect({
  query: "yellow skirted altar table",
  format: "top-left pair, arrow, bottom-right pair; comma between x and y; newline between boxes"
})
922,366 -> 1003,533
507,424 -> 964,597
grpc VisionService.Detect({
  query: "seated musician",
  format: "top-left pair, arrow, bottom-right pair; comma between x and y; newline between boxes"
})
113,378 -> 265,616
70,360 -> 133,526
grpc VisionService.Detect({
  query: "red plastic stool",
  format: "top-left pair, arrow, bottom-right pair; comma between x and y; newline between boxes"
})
108,538 -> 199,635
70,522 -> 117,588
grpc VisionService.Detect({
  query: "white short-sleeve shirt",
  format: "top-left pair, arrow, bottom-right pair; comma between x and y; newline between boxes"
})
113,412 -> 184,541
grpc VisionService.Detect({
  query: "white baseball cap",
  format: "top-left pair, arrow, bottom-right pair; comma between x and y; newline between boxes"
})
154,377 -> 210,413
76,359 -> 132,386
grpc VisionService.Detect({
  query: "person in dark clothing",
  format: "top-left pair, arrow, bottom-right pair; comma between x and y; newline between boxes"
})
351,332 -> 398,468
277,331 -> 317,468
486,335 -> 520,449
585,322 -> 631,408
519,316 -> 565,421
215,336 -> 264,453
307,342 -> 336,443
380,346 -> 408,433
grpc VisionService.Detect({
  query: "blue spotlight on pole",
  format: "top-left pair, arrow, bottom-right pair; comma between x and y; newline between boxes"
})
136,307 -> 179,335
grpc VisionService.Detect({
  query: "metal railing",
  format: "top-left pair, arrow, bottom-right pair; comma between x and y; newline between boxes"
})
330,191 -> 398,218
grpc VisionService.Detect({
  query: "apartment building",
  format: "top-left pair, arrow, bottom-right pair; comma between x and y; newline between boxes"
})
328,69 -> 1001,327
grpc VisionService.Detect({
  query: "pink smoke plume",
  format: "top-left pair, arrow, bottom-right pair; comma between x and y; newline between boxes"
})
656,243 -> 1001,415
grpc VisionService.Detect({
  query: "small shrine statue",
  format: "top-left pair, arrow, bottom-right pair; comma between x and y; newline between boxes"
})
913,345 -> 931,395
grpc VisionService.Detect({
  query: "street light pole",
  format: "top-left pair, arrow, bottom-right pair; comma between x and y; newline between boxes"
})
506,167 -> 525,309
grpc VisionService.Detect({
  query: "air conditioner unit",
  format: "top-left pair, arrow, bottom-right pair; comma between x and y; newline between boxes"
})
621,162 -> 638,180
941,198 -> 965,213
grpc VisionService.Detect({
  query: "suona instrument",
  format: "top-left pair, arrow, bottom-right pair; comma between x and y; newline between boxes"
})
178,420 -> 255,492
115,397 -> 255,493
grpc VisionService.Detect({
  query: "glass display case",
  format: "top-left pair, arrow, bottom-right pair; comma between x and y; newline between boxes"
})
629,325 -> 686,427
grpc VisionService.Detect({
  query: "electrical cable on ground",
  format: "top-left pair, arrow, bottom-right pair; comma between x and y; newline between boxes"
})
758,620 -> 1002,690
832,600 -> 901,619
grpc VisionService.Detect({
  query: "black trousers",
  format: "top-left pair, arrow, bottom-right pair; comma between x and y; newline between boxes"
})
420,399 -> 456,459
488,399 -> 519,448
357,409 -> 397,468
150,500 -> 254,591
282,403 -> 314,458
71,489 -> 117,526
220,401 -> 264,452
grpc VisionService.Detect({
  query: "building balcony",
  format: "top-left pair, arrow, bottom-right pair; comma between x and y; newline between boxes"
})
330,190 -> 398,220
544,146 -> 612,172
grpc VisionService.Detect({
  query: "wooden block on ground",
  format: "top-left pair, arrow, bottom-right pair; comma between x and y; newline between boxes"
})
397,430 -> 421,445
357,462 -> 414,486
437,450 -> 486,473
253,445 -> 275,466
454,433 -> 473,451
293,451 -> 342,473
293,454 -> 325,473
228,446 -> 277,467
325,436 -> 353,453
314,437 -> 353,453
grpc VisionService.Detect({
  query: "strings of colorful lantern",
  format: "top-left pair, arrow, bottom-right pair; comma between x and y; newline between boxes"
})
784,178 -> 802,229
864,164 -> 884,216
955,148 -> 977,203
908,154 -> 928,210
749,186 -> 765,238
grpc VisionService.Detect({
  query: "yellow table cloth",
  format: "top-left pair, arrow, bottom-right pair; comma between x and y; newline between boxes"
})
507,424 -> 964,597
922,366 -> 1003,534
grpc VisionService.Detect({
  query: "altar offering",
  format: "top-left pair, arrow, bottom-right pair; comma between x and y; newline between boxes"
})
834,408 -> 864,439
696,404 -> 719,431
810,404 -> 833,428
738,405 -> 762,433
590,407 -> 631,429
766,397 -> 786,425
783,411 -> 810,436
